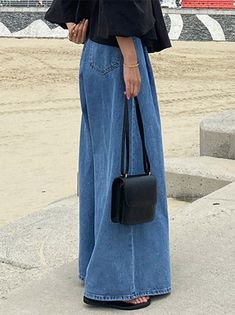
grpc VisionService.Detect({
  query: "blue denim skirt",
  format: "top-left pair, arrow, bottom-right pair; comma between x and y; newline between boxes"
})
77,36 -> 171,301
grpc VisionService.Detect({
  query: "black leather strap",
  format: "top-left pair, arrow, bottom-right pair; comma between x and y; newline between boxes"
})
121,96 -> 151,176
134,96 -> 151,174
121,97 -> 129,175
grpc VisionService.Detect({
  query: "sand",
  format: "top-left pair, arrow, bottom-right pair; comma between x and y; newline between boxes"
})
0,38 -> 234,227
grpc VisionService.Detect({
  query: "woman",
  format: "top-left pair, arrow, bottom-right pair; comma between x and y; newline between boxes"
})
45,0 -> 172,310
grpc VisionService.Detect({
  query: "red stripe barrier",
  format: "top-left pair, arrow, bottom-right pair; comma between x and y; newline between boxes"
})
181,0 -> 235,9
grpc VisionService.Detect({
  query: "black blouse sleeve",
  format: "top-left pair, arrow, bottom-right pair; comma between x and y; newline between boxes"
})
44,0 -> 91,30
44,0 -> 171,53
96,0 -> 156,38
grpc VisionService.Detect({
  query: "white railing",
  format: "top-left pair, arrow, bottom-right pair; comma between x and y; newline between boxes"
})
0,1 -> 182,9
0,0 -> 52,6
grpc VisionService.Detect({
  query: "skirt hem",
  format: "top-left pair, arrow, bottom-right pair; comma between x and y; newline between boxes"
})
83,286 -> 171,301
79,274 -> 85,281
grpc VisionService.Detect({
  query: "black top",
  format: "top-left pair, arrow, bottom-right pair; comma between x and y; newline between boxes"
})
44,0 -> 172,53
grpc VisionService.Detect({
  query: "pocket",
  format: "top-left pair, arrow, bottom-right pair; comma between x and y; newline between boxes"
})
88,40 -> 123,75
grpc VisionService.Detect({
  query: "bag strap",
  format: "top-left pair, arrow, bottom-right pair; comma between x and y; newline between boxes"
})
121,96 -> 151,176
121,97 -> 130,175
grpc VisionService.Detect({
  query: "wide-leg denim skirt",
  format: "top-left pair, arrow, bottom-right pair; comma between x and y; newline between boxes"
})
77,36 -> 171,301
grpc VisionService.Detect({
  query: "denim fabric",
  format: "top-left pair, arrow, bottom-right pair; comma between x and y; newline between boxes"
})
77,36 -> 171,301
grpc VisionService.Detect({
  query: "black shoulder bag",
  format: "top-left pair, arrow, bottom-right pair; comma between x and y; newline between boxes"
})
111,96 -> 157,224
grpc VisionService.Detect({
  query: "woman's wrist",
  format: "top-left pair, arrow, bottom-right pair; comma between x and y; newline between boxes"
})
116,36 -> 138,64
123,51 -> 138,64
123,56 -> 138,64
123,61 -> 139,68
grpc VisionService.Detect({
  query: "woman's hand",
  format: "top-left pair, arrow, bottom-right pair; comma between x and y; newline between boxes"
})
66,19 -> 89,44
123,63 -> 141,100
115,36 -> 141,99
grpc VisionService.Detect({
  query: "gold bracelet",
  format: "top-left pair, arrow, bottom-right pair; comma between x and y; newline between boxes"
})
123,62 -> 139,68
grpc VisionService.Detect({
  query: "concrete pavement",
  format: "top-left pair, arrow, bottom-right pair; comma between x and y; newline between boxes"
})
0,182 -> 234,314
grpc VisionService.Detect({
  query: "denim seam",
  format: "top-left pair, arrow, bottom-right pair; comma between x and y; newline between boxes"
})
84,287 -> 171,301
78,74 -> 96,271
89,61 -> 121,75
131,225 -> 135,293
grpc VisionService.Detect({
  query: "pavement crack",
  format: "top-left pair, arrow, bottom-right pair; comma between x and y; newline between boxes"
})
0,257 -> 39,270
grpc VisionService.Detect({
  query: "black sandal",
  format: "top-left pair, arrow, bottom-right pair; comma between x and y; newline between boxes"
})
83,295 -> 151,310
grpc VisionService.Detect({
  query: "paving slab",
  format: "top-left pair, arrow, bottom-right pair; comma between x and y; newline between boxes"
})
0,182 -> 234,315
0,196 -> 79,298
200,110 -> 235,159
165,155 -> 235,200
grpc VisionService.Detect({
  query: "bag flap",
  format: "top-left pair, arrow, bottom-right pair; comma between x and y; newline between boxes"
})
122,174 -> 157,207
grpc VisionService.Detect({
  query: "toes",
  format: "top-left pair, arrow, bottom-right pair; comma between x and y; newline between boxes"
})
140,296 -> 149,302
125,296 -> 149,304
126,298 -> 138,304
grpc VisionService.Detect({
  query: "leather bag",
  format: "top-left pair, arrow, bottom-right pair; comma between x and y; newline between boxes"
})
111,96 -> 157,224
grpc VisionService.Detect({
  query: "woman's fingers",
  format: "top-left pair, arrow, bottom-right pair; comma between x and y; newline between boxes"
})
124,67 -> 141,99
68,23 -> 76,41
133,76 -> 141,97
73,22 -> 83,43
68,19 -> 85,44
68,19 -> 88,44
68,23 -> 79,42
77,20 -> 87,43
129,81 -> 134,99
76,20 -> 84,44
81,19 -> 89,43
125,80 -> 131,99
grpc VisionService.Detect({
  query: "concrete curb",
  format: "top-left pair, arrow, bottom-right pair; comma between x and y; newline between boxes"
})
200,110 -> 235,159
165,156 -> 235,200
